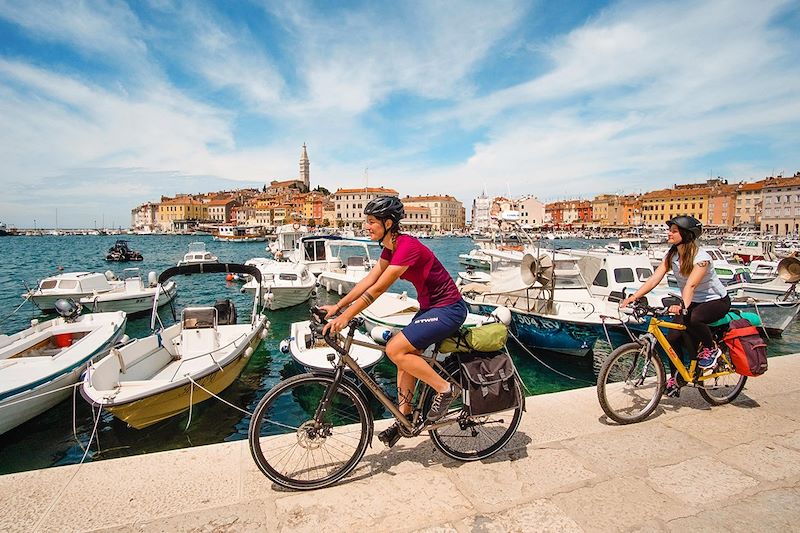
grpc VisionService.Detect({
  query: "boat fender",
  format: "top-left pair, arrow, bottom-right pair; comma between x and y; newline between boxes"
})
260,327 -> 269,339
370,327 -> 393,344
148,271 -> 157,287
30,319 -> 39,332
326,280 -> 331,291
337,284 -> 343,296
104,270 -> 115,281
245,347 -> 254,358
279,339 -> 291,353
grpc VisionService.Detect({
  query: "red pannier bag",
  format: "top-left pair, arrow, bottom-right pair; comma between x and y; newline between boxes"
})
723,318 -> 768,377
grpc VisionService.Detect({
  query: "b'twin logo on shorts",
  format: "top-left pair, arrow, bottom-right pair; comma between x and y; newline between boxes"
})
414,317 -> 439,324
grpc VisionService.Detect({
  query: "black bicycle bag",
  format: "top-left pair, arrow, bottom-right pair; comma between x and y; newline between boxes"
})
459,351 -> 522,416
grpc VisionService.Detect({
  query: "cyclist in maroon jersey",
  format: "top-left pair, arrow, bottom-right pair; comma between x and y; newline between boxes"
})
321,196 -> 467,445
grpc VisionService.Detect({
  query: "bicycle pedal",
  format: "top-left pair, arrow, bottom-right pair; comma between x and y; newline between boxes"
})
377,425 -> 402,448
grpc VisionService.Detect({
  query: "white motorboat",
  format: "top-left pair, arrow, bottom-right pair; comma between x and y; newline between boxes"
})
285,320 -> 383,372
317,239 -> 379,295
0,300 -> 127,435
212,225 -> 267,242
268,223 -> 309,261
458,249 -> 491,269
81,263 -> 270,429
177,242 -> 219,266
460,252 -> 625,356
747,260 -> 779,283
79,268 -> 177,316
456,269 -> 492,286
241,258 -> 316,310
23,271 -> 124,311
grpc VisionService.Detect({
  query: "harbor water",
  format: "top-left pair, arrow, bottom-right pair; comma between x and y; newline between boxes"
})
1,234 -> 798,474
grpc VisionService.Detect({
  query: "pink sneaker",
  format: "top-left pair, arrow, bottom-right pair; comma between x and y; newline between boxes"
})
665,376 -> 680,398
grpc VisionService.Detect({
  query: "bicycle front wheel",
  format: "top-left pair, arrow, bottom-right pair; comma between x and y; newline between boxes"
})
248,373 -> 373,490
425,364 -> 524,461
597,342 -> 666,424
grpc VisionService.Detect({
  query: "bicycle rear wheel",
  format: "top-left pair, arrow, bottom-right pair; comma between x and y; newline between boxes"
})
698,353 -> 747,405
425,363 -> 524,461
248,373 -> 372,490
597,342 -> 665,424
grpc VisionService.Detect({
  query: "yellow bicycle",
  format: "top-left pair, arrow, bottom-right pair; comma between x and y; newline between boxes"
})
597,299 -> 747,424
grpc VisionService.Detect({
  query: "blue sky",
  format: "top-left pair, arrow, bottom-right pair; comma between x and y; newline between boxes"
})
1,0 -> 799,228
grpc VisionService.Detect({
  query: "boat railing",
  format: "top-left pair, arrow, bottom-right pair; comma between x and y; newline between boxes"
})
463,285 -> 598,318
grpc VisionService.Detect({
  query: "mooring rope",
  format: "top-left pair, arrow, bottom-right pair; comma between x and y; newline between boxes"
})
184,375 -> 300,432
33,402 -> 103,533
506,328 -> 595,385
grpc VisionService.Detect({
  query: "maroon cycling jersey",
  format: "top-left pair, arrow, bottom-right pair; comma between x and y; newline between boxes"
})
380,234 -> 462,310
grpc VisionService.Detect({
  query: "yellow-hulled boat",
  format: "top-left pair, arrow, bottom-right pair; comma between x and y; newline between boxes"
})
81,263 -> 269,429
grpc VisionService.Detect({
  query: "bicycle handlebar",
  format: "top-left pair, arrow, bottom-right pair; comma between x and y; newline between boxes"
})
309,306 -> 364,356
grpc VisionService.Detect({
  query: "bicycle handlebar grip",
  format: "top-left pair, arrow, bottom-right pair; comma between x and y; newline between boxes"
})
310,306 -> 328,323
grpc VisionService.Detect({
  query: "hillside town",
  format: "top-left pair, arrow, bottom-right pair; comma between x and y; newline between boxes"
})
130,145 -> 800,237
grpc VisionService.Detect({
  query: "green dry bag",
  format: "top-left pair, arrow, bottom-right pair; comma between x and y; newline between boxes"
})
438,322 -> 508,353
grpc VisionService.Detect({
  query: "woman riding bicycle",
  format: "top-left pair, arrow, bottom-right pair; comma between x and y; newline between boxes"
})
321,196 -> 468,444
620,215 -> 730,396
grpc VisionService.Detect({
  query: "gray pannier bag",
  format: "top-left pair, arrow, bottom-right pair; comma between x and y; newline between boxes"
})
459,351 -> 522,416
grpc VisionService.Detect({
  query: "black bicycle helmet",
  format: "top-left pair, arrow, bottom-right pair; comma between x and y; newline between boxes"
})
666,215 -> 702,240
364,196 -> 405,225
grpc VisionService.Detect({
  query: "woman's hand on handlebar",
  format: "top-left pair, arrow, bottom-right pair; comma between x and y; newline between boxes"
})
319,304 -> 339,320
322,313 -> 349,336
619,295 -> 637,309
667,304 -> 684,315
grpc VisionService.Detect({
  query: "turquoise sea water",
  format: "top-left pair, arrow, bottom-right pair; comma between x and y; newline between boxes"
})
0,234 -> 797,474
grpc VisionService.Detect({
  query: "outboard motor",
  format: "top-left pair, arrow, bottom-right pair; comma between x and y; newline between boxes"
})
54,298 -> 82,322
214,299 -> 237,325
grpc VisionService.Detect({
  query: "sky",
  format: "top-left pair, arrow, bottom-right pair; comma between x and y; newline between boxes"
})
1,0 -> 799,228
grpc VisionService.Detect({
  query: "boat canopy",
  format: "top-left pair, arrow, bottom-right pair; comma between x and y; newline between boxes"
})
158,262 -> 262,284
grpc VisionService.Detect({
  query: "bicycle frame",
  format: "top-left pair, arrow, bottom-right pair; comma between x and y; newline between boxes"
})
646,317 -> 733,384
314,327 -> 457,436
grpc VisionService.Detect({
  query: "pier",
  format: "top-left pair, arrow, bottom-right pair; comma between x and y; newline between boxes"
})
3,354 -> 800,532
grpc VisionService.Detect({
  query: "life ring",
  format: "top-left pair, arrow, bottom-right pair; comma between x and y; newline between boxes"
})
292,223 -> 301,231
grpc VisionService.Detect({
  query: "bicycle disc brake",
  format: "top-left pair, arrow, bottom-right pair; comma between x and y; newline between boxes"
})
296,420 -> 328,449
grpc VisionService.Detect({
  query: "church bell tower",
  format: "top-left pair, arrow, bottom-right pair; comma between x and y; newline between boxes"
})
300,143 -> 310,191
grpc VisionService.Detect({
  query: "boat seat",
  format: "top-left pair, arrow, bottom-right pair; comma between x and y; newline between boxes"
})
346,256 -> 365,267
180,328 -> 219,356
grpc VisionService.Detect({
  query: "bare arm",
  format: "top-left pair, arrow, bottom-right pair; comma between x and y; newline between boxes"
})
329,258 -> 388,313
323,263 -> 409,334
620,259 -> 669,307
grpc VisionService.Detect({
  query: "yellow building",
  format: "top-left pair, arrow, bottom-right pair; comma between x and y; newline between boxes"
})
157,196 -> 208,231
639,187 -> 710,226
402,194 -> 465,231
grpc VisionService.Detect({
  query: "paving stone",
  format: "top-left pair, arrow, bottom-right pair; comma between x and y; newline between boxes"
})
719,440 -> 800,482
273,468 -> 473,532
776,428 -> 800,451
0,464 -> 79,533
458,499 -> 584,533
664,406 -> 800,448
757,390 -> 800,423
89,499 -> 276,532
665,487 -> 800,531
551,476 -> 690,532
561,422 -> 708,475
36,444 -> 242,532
449,447 -> 596,512
647,456 -> 758,504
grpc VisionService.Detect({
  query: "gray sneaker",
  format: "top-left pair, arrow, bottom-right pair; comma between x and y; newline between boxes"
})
427,383 -> 462,421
